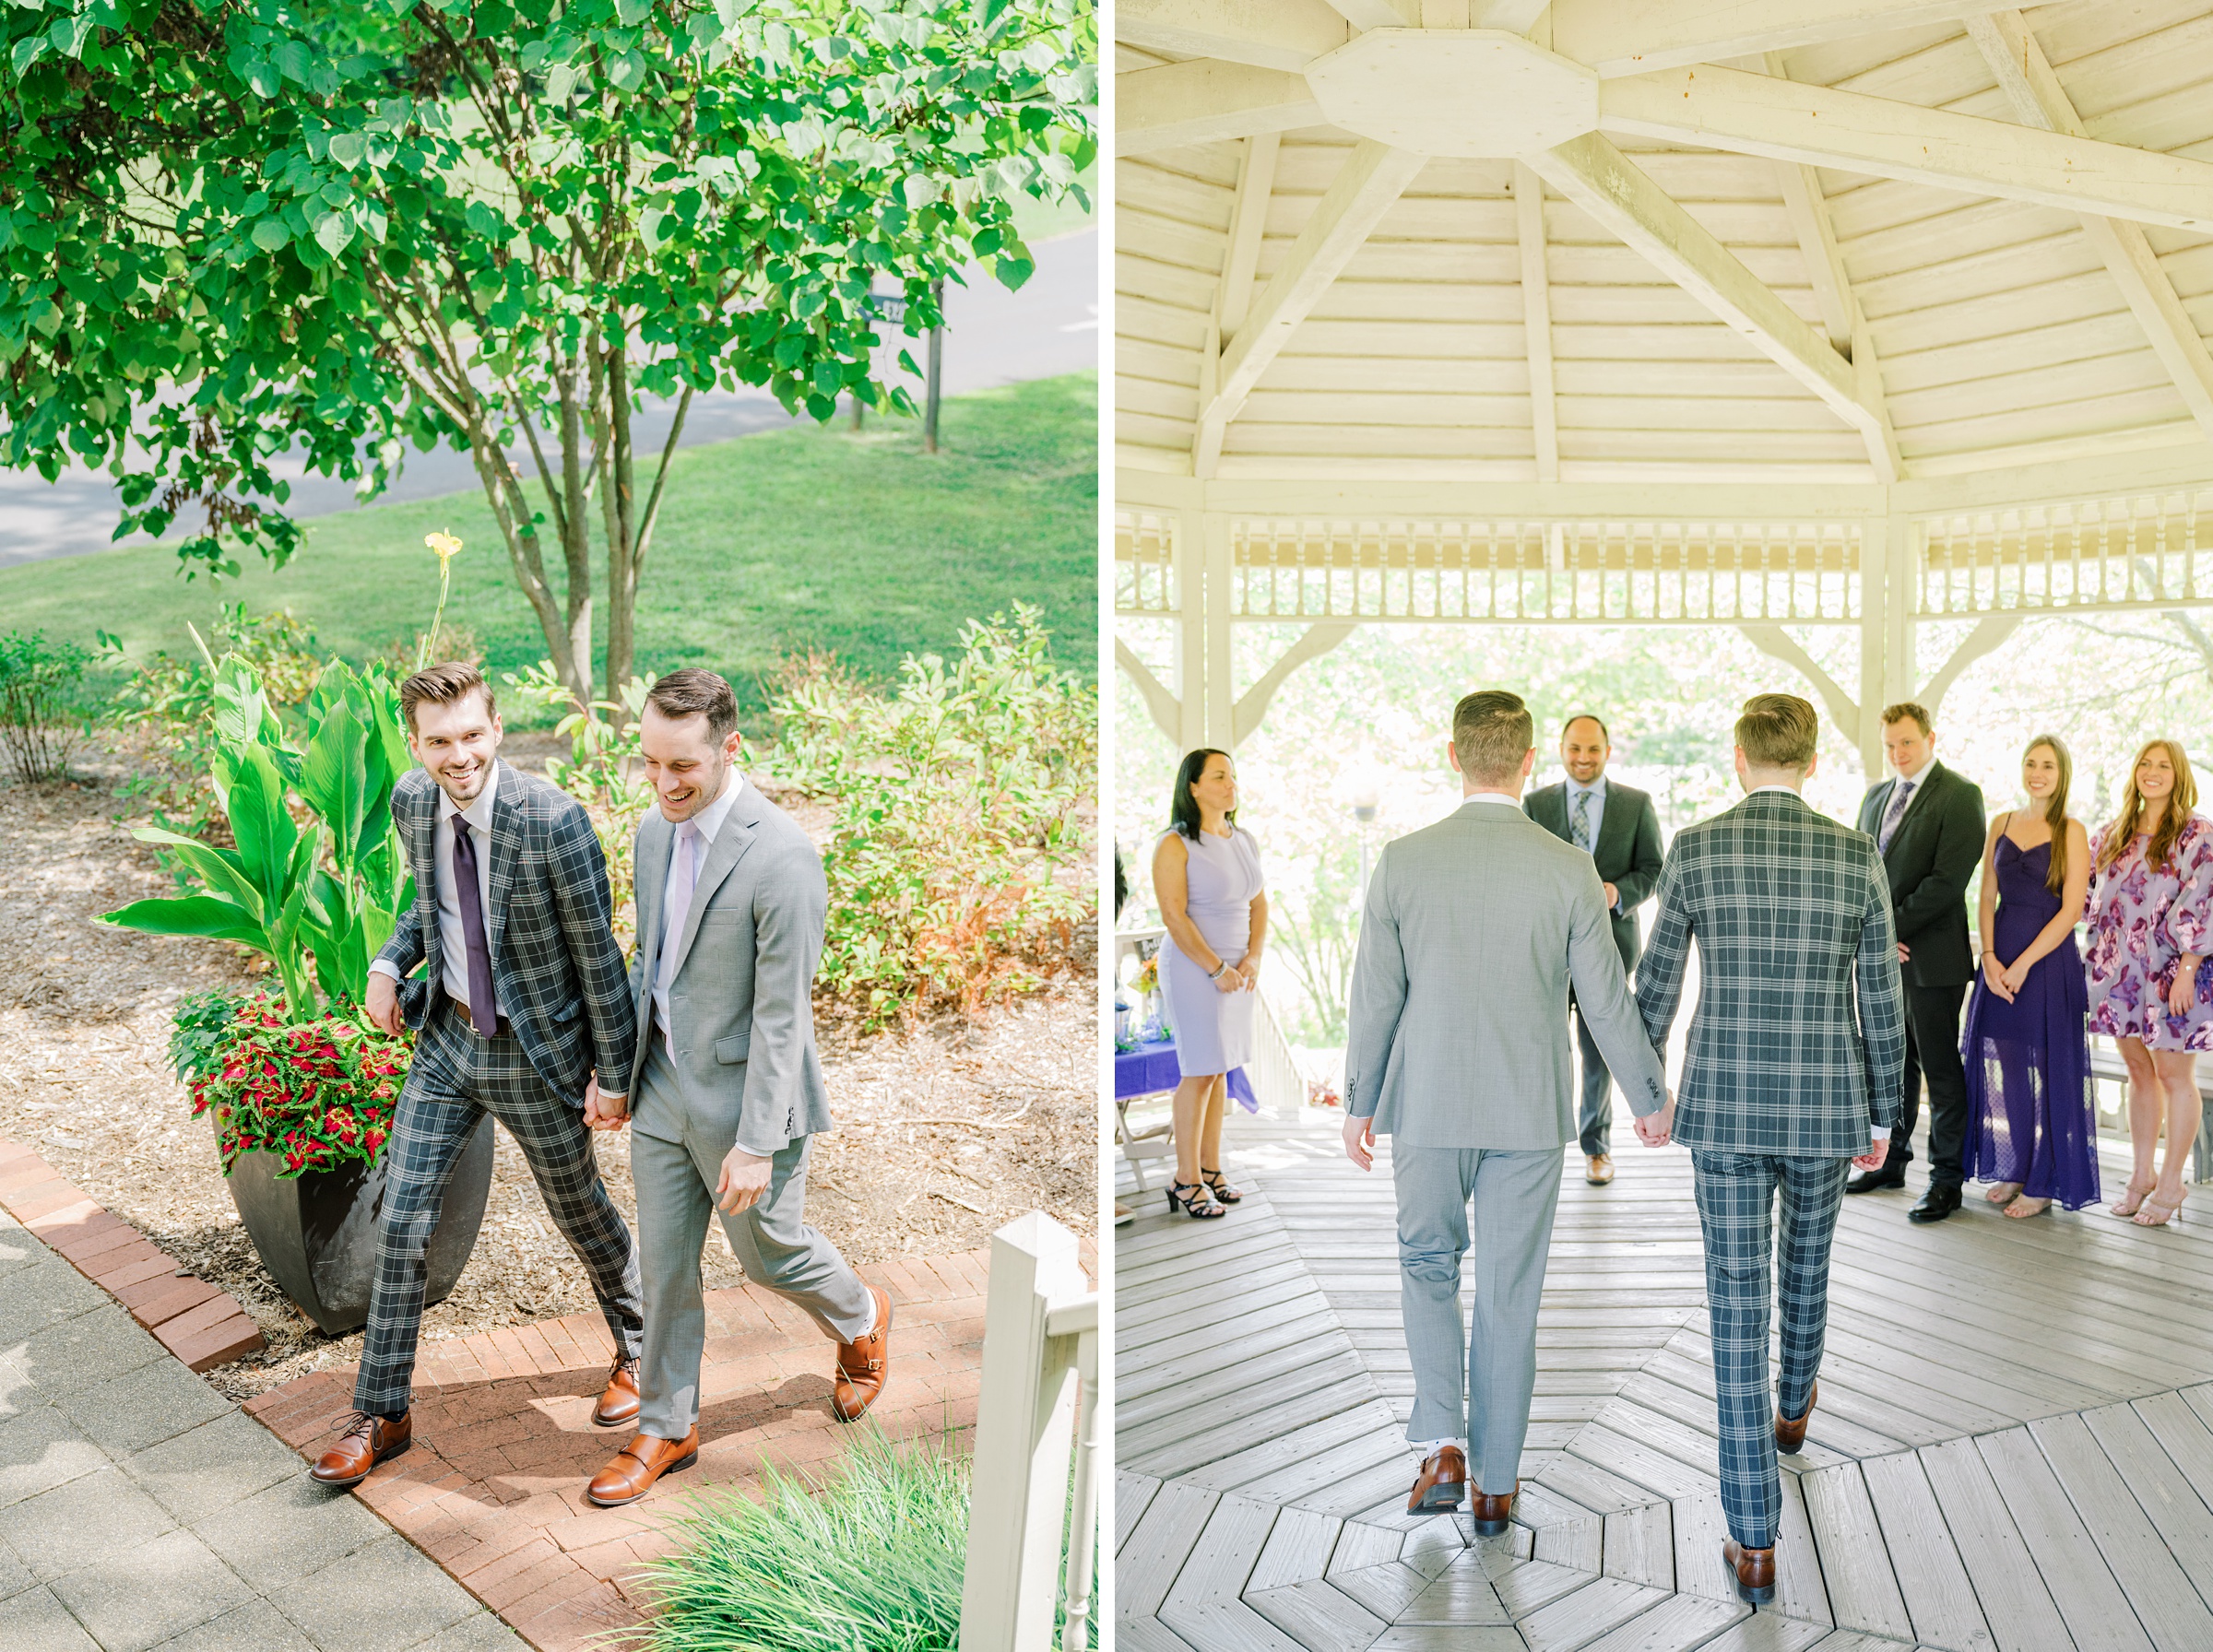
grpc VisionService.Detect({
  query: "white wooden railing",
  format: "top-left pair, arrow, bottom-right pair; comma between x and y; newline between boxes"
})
957,1212 -> 1099,1652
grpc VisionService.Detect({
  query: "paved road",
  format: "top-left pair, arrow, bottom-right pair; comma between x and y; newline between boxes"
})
0,230 -> 1097,570
0,1203 -> 518,1651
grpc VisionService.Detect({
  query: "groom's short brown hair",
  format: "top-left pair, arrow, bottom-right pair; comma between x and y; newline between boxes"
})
1736,693 -> 1819,770
645,668 -> 739,745
1453,690 -> 1533,785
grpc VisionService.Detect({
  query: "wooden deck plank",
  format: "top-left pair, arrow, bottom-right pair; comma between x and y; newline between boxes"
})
1773,1469 -> 1835,1627
1180,1399 -> 1405,1492
1486,1552 -> 1601,1615
1603,1502 -> 1675,1588
1161,1598 -> 1316,1652
1799,1460 -> 1913,1642
1121,1367 -> 1379,1469
1516,1576 -> 1675,1652
1916,1435 -> 2071,1652
1320,1519 -> 1408,1578
1396,1552 -> 1516,1626
1668,1493 -> 1737,1605
1119,1471 -> 1165,1550
1164,1494 -> 1282,1612
1576,1591 -> 1749,1652
1681,1615 -> 1832,1652
1327,1561 -> 1438,1623
2079,1400 -> 2213,1599
1239,1505 -> 1343,1593
1976,1425 -> 2155,1652
1856,1450 -> 1998,1652
2029,1411 -> 2213,1652
1247,1577 -> 1391,1652
1120,1481 -> 1225,1620
1115,1616 -> 1201,1652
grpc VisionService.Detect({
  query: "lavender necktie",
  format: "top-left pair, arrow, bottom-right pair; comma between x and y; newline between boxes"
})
1878,779 -> 1916,852
657,821 -> 703,996
451,817 -> 497,1022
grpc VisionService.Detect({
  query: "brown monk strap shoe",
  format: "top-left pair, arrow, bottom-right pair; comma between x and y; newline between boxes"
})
1405,1445 -> 1467,1516
1471,1481 -> 1520,1537
1723,1540 -> 1777,1605
586,1429 -> 700,1508
310,1410 -> 411,1489
1776,1380 -> 1817,1456
832,1285 -> 893,1423
592,1354 -> 642,1428
1585,1154 -> 1615,1186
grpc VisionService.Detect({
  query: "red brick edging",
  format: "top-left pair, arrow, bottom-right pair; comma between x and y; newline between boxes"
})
0,1136 -> 265,1371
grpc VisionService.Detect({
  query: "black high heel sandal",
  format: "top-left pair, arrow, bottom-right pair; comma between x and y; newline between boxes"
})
1201,1168 -> 1243,1204
1166,1180 -> 1226,1219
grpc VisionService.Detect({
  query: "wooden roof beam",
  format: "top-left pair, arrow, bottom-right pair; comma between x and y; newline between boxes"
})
1529,134 -> 1891,459
1195,141 -> 1430,477
1600,65 -> 2213,235
1554,0 -> 2001,77
1118,60 -> 1321,156
1116,0 -> 1351,76
1965,10 -> 2213,444
1511,163 -> 1560,483
1195,136 -> 1281,476
1323,0 -> 1419,30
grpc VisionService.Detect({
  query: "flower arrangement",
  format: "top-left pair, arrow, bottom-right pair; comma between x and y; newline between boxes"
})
1131,956 -> 1159,997
172,991 -> 412,1177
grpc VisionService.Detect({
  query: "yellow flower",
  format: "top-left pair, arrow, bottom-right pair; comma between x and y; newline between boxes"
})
425,531 -> 463,566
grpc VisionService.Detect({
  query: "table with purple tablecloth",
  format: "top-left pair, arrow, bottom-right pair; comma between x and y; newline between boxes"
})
1113,1037 -> 1258,1113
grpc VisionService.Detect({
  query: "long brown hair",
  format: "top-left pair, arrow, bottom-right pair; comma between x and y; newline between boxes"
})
2022,736 -> 2073,893
2096,739 -> 2198,875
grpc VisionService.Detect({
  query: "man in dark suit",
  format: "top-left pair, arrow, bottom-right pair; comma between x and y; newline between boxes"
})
1851,701 -> 1986,1223
1525,714 -> 1666,1186
312,662 -> 645,1488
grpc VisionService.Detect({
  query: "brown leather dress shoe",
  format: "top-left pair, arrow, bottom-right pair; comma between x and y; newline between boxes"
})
1586,1154 -> 1615,1186
832,1285 -> 893,1423
1470,1481 -> 1519,1536
592,1354 -> 642,1428
586,1429 -> 700,1508
309,1410 -> 411,1489
1724,1539 -> 1776,1604
1405,1445 -> 1467,1515
1776,1380 -> 1817,1455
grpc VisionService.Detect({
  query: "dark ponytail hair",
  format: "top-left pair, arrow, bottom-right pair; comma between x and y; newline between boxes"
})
1170,748 -> 1234,839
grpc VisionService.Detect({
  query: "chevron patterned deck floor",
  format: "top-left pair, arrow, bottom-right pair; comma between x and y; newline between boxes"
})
1115,1109 -> 2213,1652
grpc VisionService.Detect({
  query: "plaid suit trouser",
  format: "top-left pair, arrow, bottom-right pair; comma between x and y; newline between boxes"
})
1689,1150 -> 1850,1549
354,1004 -> 644,1415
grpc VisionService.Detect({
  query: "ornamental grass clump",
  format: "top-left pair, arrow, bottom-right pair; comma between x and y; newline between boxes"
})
170,990 -> 411,1177
617,1429 -> 968,1652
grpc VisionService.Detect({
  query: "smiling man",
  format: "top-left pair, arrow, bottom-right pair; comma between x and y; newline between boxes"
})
312,662 -> 645,1490
581,667 -> 889,1509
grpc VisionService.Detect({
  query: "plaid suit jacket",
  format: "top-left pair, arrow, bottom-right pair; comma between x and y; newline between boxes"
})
377,761 -> 637,1103
1636,788 -> 1906,1156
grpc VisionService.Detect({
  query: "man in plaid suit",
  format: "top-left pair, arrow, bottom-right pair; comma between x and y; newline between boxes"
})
1635,693 -> 1903,1605
312,663 -> 645,1488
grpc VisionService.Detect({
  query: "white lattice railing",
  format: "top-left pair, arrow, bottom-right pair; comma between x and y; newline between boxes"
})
1917,488 -> 2213,616
957,1212 -> 1099,1652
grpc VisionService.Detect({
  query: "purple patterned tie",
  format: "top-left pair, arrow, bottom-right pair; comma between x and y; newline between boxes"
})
1878,779 -> 1916,853
451,818 -> 497,1023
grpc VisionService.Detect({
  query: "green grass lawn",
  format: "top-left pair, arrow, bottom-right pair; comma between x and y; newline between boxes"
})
2,372 -> 1095,726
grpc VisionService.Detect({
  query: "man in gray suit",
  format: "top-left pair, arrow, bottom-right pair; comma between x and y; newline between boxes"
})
1343,690 -> 1669,1528
1636,694 -> 1903,1605
583,669 -> 890,1508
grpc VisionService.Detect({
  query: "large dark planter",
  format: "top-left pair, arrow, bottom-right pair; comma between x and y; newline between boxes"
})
221,1113 -> 495,1336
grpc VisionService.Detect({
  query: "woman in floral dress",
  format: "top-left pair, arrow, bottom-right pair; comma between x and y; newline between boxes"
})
2084,739 -> 2213,1226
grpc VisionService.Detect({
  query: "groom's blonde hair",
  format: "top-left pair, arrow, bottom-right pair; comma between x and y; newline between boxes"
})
1735,693 -> 1819,771
1453,690 -> 1533,785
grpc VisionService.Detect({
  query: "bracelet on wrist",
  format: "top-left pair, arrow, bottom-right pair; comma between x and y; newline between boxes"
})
1207,961 -> 1227,980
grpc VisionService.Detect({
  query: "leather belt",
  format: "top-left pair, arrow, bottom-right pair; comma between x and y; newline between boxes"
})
452,997 -> 513,1039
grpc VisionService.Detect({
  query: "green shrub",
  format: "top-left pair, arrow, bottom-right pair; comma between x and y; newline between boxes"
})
618,1429 -> 969,1652
767,605 -> 1096,1027
0,629 -> 98,785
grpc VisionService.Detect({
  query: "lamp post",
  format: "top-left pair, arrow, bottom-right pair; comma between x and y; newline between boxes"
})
1349,779 -> 1380,902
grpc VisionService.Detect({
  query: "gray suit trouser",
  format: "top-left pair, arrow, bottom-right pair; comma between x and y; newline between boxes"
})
1394,1146 -> 1564,1494
1572,1007 -> 1614,1158
631,1039 -> 873,1438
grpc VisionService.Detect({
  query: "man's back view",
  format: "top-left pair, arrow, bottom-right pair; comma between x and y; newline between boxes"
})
1635,693 -> 1905,1604
1343,690 -> 1669,1528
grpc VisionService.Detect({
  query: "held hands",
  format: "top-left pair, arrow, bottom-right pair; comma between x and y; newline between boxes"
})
365,972 -> 404,1036
716,1144 -> 774,1213
1632,1092 -> 1675,1149
582,1078 -> 630,1132
1343,1115 -> 1375,1172
1982,952 -> 2017,1004
1213,962 -> 1247,994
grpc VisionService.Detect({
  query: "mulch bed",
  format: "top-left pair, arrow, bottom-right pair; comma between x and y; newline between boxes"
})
0,749 -> 1096,1402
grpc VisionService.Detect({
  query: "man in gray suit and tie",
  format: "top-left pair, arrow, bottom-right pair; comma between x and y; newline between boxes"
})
583,669 -> 890,1507
1343,690 -> 1669,1528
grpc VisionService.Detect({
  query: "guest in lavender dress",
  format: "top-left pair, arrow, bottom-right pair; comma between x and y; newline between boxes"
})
1152,749 -> 1269,1220
2084,739 -> 2213,1228
1962,737 -> 2095,1215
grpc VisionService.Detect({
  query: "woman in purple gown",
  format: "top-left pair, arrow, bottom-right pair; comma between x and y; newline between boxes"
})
1962,736 -> 2097,1215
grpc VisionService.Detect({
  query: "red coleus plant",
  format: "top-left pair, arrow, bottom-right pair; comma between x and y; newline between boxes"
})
185,994 -> 412,1178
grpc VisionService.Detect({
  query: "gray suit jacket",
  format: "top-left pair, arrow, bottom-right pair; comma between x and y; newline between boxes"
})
1344,798 -> 1669,1149
624,783 -> 834,1157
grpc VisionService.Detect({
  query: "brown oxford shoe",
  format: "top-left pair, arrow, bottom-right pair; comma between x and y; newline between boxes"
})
586,1429 -> 700,1507
1776,1380 -> 1817,1456
1724,1540 -> 1777,1605
309,1410 -> 411,1489
1405,1445 -> 1467,1516
1585,1154 -> 1615,1186
592,1354 -> 642,1428
832,1285 -> 893,1423
1470,1481 -> 1519,1537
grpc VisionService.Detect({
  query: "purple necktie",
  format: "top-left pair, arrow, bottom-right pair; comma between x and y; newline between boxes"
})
451,818 -> 497,1022
1878,779 -> 1916,853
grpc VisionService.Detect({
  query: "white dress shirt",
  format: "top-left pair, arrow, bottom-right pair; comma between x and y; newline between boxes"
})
369,760 -> 503,1020
1459,790 -> 1524,809
650,769 -> 747,1048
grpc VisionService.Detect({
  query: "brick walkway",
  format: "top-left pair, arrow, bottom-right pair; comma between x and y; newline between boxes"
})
245,1252 -> 1004,1651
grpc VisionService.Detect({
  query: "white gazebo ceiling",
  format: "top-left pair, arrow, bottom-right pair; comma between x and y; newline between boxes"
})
1115,0 -> 2213,487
